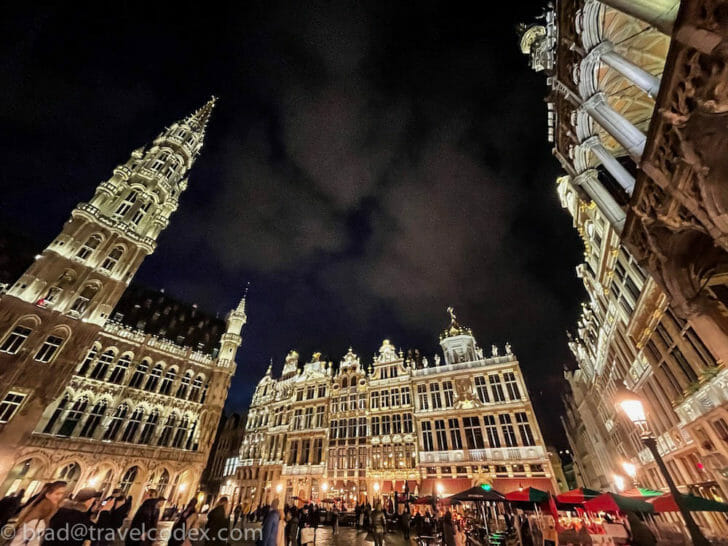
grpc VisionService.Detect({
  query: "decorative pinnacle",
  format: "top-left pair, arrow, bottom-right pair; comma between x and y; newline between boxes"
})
186,95 -> 218,133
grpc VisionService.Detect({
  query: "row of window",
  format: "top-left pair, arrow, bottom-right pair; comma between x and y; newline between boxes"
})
420,413 -> 535,451
295,384 -> 328,401
1,326 -> 65,363
42,395 -> 198,450
329,414 -> 415,439
371,387 -> 412,409
77,346 -> 208,402
424,463 -> 545,476
473,372 -> 521,404
76,235 -> 126,273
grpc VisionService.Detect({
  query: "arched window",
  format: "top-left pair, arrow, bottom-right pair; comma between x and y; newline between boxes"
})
176,372 -> 191,399
103,403 -> 128,441
172,416 -> 189,449
119,466 -> 138,495
129,359 -> 150,389
76,234 -> 102,260
159,368 -> 176,396
90,350 -> 114,380
185,419 -> 198,451
189,375 -> 203,401
79,400 -> 107,438
200,381 -> 209,404
108,354 -> 131,384
156,469 -> 170,497
157,414 -> 177,447
34,333 -> 65,363
138,409 -> 159,444
131,202 -> 151,226
144,364 -> 163,392
121,407 -> 144,442
78,344 -> 99,376
70,284 -> 98,315
56,463 -> 81,491
57,396 -> 88,437
43,393 -> 70,434
100,246 -> 124,272
0,319 -> 35,355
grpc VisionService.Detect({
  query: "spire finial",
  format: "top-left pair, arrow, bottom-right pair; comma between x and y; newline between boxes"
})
447,306 -> 456,323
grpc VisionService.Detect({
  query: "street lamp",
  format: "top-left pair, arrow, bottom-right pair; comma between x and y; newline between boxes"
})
613,474 -> 626,492
322,482 -> 328,492
622,462 -> 637,482
615,386 -> 709,546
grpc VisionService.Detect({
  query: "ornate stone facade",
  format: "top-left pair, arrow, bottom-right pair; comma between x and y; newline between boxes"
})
232,311 -> 555,509
0,99 -> 245,507
521,0 -> 728,535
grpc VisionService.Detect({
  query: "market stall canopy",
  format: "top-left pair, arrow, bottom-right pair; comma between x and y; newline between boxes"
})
451,485 -> 505,502
584,493 -> 654,513
649,493 -> 728,513
556,487 -> 601,504
505,487 -> 550,503
621,487 -> 663,498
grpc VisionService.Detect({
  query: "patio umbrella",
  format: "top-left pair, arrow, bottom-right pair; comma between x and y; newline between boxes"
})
414,495 -> 435,505
320,498 -> 336,504
555,487 -> 601,505
584,492 -> 654,513
649,493 -> 728,513
505,487 -> 550,503
450,485 -> 505,502
620,487 -> 663,498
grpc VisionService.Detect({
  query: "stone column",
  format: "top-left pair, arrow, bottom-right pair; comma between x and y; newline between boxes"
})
573,169 -> 627,232
598,0 -> 678,35
582,136 -> 636,194
589,42 -> 661,98
582,93 -> 646,160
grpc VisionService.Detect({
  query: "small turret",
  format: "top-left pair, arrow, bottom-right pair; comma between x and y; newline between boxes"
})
439,307 -> 478,365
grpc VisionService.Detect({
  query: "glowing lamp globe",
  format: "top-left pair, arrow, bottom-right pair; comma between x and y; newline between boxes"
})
481,484 -> 492,491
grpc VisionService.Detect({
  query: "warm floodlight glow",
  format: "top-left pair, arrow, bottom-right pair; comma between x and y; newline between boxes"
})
622,462 -> 637,479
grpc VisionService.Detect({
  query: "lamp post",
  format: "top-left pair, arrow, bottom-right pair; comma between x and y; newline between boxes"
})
616,387 -> 710,546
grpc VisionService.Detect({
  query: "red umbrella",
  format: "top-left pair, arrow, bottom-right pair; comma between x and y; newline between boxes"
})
414,495 -> 434,505
555,487 -> 601,505
649,493 -> 728,513
505,487 -> 550,503
584,493 -> 653,513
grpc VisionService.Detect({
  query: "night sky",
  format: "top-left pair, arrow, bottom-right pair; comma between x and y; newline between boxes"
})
0,2 -> 585,446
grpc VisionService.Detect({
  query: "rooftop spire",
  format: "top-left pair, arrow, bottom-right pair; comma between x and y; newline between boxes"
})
186,95 -> 217,133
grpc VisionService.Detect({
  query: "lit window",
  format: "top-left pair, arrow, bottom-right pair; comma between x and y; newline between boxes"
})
443,381 -> 454,407
0,326 -> 32,354
0,392 -> 26,423
115,191 -> 138,216
417,384 -> 429,410
499,414 -> 517,447
131,202 -> 151,226
34,335 -> 64,363
474,376 -> 489,403
504,372 -> 521,400
430,384 -> 442,409
421,421 -> 434,451
489,375 -> 506,402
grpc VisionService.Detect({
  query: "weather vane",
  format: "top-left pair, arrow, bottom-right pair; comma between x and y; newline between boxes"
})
447,306 -> 456,322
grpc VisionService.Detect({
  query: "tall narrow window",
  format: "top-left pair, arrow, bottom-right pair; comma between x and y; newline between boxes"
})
403,414 -> 413,434
499,414 -> 517,447
100,246 -> 124,272
79,401 -> 107,438
172,417 -> 189,449
392,414 -> 402,434
103,404 -> 128,441
159,369 -> 176,395
418,385 -> 429,410
43,394 -> 69,433
144,365 -> 163,392
108,354 -> 131,384
57,397 -> 88,437
503,372 -> 521,400
442,381 -> 454,407
0,325 -> 32,354
176,372 -> 191,398
381,390 -> 390,408
70,285 -> 97,315
76,234 -> 102,260
157,414 -> 177,447
435,419 -> 448,450
90,350 -> 114,380
401,387 -> 411,405
0,392 -> 26,424
448,418 -> 462,449
670,347 -> 699,384
516,412 -> 535,446
489,375 -> 506,402
121,408 -> 144,442
430,384 -> 442,409
132,202 -> 151,226
381,415 -> 391,435
421,421 -> 434,451
371,392 -> 380,409
189,375 -> 203,401
484,415 -> 501,448
474,376 -> 489,403
392,388 -> 401,407
34,335 -> 64,363
129,360 -> 150,389
371,416 -> 380,436
463,417 -> 484,449
78,345 -> 99,375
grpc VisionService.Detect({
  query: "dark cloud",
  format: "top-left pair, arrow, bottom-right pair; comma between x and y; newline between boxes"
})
0,0 -> 585,445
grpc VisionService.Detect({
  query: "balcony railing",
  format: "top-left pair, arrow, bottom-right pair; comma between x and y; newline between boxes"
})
281,464 -> 325,476
418,446 -> 545,464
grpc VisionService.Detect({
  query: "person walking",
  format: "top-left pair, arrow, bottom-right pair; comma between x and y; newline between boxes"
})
441,511 -> 456,546
205,497 -> 229,546
126,495 -> 163,546
43,488 -> 101,546
167,499 -> 198,546
331,506 -> 339,536
401,507 -> 411,541
0,490 -> 25,529
93,491 -> 131,546
232,503 -> 242,529
9,481 -> 66,546
284,507 -> 299,546
261,498 -> 280,546
371,502 -> 386,546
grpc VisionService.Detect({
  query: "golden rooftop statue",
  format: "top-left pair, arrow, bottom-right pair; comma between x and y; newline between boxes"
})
440,306 -> 473,339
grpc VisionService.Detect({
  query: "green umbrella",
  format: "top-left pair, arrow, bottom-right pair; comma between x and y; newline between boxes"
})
650,493 -> 728,513
584,492 -> 654,513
